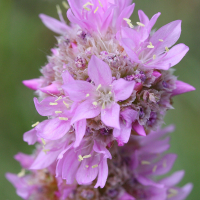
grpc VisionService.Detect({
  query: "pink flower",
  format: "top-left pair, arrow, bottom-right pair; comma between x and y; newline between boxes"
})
63,55 -> 135,130
56,139 -> 111,188
119,10 -> 189,70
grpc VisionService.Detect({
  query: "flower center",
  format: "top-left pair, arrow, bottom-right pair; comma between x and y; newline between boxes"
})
94,84 -> 114,109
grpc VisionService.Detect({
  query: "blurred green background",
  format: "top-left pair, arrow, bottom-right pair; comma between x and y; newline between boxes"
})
0,0 -> 199,199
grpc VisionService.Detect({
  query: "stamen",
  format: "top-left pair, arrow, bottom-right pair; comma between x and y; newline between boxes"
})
55,111 -> 62,114
167,189 -> 178,198
56,5 -> 62,14
86,165 -> 89,168
136,22 -> 145,27
98,0 -> 103,7
83,2 -> 94,11
96,84 -> 102,91
62,1 -> 69,9
78,155 -> 83,161
94,7 -> 99,13
32,121 -> 39,127
123,18 -> 134,28
159,39 -> 164,42
165,47 -> 169,52
92,164 -> 98,168
153,55 -> 156,60
109,91 -> 112,95
102,102 -> 105,109
50,102 -> 58,106
83,154 -> 91,159
93,102 -> 98,106
163,159 -> 167,168
41,138 -> 46,145
17,169 -> 26,177
55,96 -> 62,101
59,117 -> 68,121
152,165 -> 157,172
43,146 -> 50,154
63,101 -> 69,108
147,42 -> 154,49
86,93 -> 90,97
141,160 -> 150,165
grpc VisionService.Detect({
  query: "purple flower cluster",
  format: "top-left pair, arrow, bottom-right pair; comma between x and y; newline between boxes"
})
7,0 -> 195,199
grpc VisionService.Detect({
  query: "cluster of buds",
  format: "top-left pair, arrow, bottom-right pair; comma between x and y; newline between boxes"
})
7,0 -> 194,199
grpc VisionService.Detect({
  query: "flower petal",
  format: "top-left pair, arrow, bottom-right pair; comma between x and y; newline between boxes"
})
101,103 -> 120,129
74,119 -> 86,148
39,14 -> 70,34
172,80 -> 195,96
62,80 -> 94,102
88,55 -> 112,86
132,122 -> 146,136
39,81 -> 61,95
36,118 -> 71,140
71,100 -> 101,124
113,78 -> 135,101
23,128 -> 38,145
22,78 -> 42,90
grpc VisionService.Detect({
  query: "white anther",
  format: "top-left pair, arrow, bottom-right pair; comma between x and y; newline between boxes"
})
78,155 -> 83,161
92,164 -> 98,168
109,91 -> 112,95
86,94 -> 90,97
147,42 -> 154,49
159,39 -> 163,42
42,146 -> 50,154
86,165 -> 89,168
152,165 -> 157,173
102,102 -> 105,109
93,102 -> 98,106
56,5 -> 62,14
32,121 -> 39,127
41,138 -> 46,145
59,117 -> 68,121
141,160 -> 151,165
55,96 -> 62,101
94,7 -> 99,13
50,102 -> 58,106
136,22 -> 145,27
123,18 -> 131,23
18,169 -> 26,177
63,101 -> 69,108
98,0 -> 103,7
83,154 -> 91,159
123,18 -> 134,28
55,111 -> 62,114
167,189 -> 178,198
153,55 -> 156,60
83,2 -> 94,11
165,47 -> 169,52
96,84 -> 102,91
62,1 -> 69,9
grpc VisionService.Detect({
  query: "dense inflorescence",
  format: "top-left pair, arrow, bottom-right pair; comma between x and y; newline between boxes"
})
7,0 -> 195,199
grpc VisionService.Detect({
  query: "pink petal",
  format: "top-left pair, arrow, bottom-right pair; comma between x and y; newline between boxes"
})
116,3 -> 135,31
94,159 -> 108,188
132,122 -> 146,136
150,20 -> 182,54
121,108 -> 138,125
93,140 -> 112,159
62,70 -> 75,85
74,119 -> 86,148
71,100 -> 101,124
88,55 -> 112,86
137,176 -> 164,188
147,12 -> 161,31
138,10 -> 149,25
113,78 -> 135,101
39,14 -> 70,35
39,81 -> 61,95
14,153 -> 34,169
160,170 -> 185,187
36,118 -> 71,140
23,128 -> 38,145
101,103 -> 120,129
22,78 -> 41,90
172,80 -> 195,96
30,148 -> 61,170
62,80 -> 94,102
117,192 -> 135,200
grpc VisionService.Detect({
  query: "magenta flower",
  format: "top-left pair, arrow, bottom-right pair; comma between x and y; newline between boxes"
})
63,55 -> 135,129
